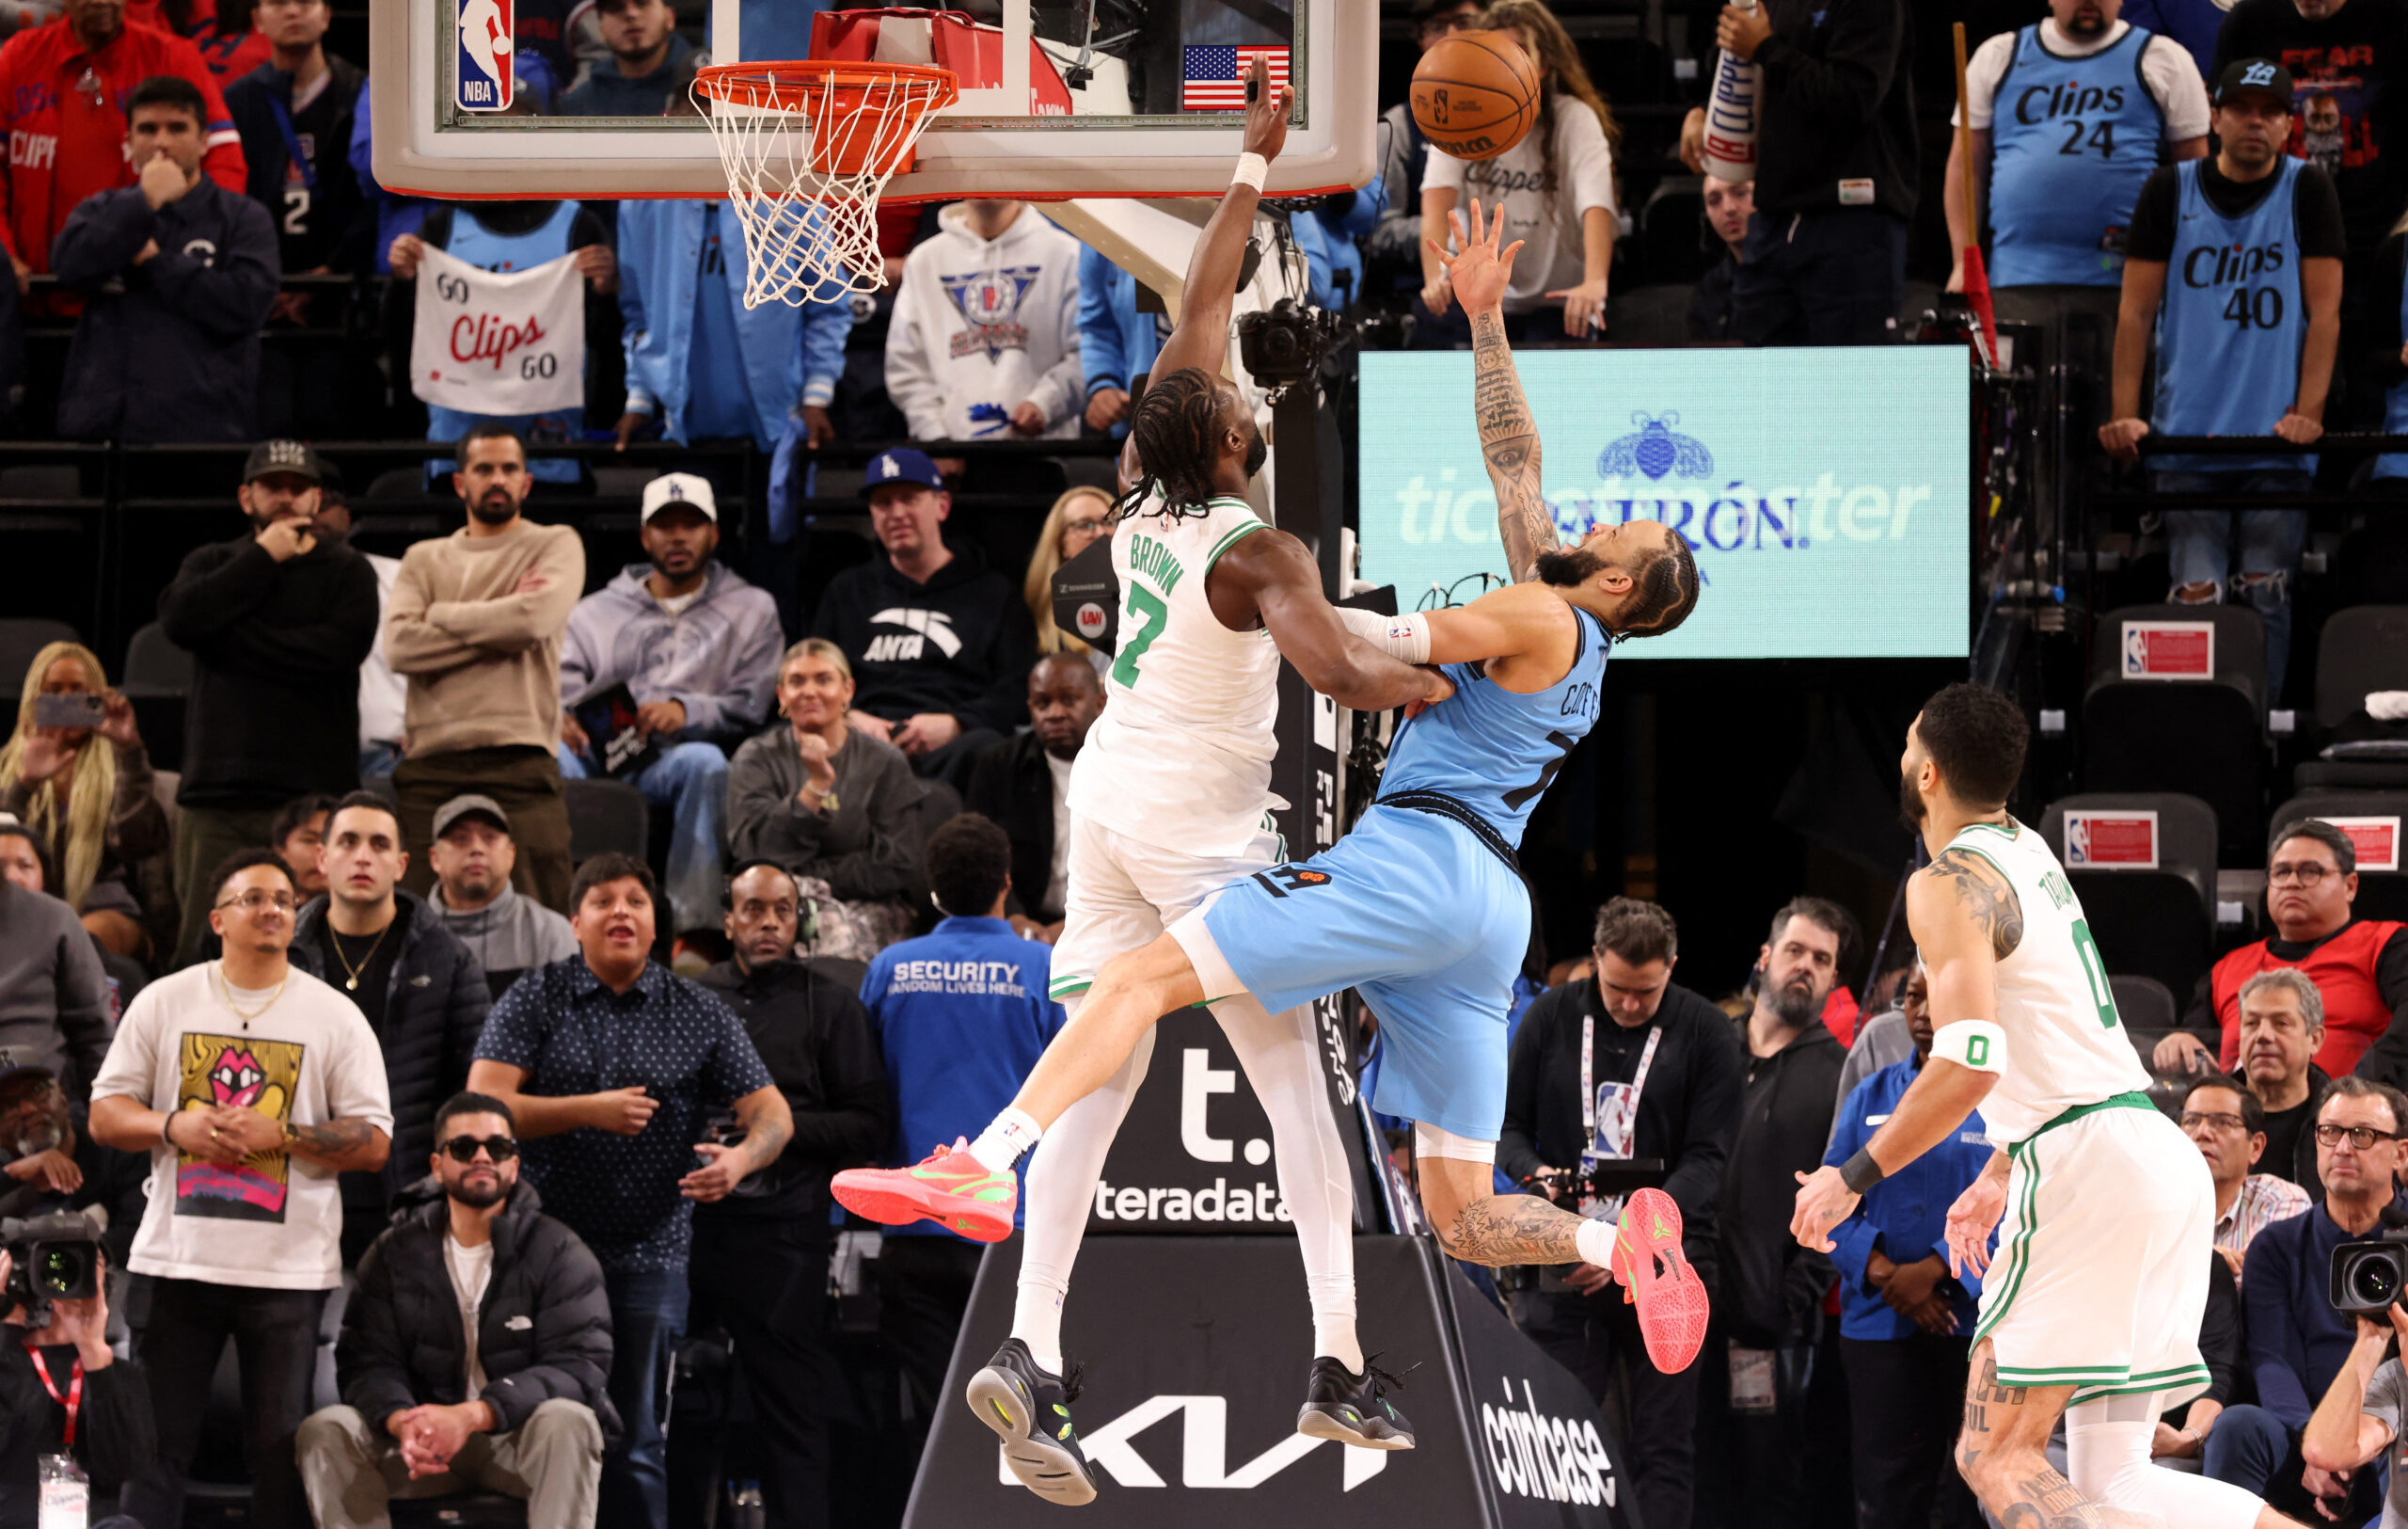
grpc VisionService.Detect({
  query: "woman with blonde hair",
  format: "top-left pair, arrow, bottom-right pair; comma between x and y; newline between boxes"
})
1418,0 -> 1622,342
1022,485 -> 1115,661
0,641 -> 171,958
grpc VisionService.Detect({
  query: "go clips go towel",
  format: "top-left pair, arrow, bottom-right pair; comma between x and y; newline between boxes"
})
410,243 -> 585,415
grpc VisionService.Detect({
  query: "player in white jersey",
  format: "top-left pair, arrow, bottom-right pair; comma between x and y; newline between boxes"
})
833,56 -> 1450,1506
1792,683 -> 2299,1529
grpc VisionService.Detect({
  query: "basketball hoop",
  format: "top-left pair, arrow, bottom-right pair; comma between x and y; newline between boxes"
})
691,60 -> 958,308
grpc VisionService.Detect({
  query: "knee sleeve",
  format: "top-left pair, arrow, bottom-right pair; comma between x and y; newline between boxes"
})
2067,1394 -> 2262,1529
1215,994 -> 1355,1315
1414,1121 -> 1497,1164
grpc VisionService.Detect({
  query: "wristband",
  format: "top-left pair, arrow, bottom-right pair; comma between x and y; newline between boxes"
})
1232,152 -> 1269,192
1840,1148 -> 1886,1195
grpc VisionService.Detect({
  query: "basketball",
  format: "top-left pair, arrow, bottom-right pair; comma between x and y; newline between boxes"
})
1409,30 -> 1542,162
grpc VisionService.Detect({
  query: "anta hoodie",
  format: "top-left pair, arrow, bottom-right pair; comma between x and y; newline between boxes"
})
883,201 -> 1084,441
809,539 -> 1037,736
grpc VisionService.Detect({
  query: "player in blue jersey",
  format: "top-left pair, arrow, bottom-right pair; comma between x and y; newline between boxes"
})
837,201 -> 1712,1373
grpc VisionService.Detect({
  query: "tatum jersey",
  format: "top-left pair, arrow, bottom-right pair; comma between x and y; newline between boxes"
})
1988,24 -> 2167,287
1941,819 -> 2150,1142
2151,155 -> 2309,476
1067,496 -> 1282,857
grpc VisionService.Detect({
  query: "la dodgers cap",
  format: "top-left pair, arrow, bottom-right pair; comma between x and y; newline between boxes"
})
859,448 -> 946,499
641,472 -> 718,523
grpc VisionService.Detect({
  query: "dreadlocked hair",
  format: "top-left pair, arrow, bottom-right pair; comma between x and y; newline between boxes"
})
1113,367 -> 1226,522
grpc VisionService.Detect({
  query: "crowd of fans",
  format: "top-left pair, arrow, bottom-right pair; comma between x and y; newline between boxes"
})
4,0 -> 2408,1525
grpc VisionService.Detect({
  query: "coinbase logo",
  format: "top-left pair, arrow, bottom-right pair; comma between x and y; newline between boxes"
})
456,0 -> 515,112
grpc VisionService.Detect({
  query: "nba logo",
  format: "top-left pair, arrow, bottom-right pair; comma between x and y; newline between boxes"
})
456,0 -> 515,112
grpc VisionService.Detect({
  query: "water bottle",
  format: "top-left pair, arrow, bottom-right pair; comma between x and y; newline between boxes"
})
1703,0 -> 1762,183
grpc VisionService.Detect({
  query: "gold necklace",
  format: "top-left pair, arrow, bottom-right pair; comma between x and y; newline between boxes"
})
214,962 -> 288,1027
328,918 -> 392,992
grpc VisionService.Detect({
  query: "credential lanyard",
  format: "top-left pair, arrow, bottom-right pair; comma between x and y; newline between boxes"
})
1581,1012 -> 1662,1152
24,1345 -> 84,1448
268,93 -> 314,191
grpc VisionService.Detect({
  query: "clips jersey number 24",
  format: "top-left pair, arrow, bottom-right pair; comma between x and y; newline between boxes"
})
1112,581 -> 1168,689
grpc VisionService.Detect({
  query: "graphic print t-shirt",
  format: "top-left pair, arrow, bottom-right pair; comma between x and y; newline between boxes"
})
2215,0 -> 2408,250
90,964 -> 393,1290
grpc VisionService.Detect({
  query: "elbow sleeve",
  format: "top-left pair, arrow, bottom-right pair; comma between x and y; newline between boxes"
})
1333,606 -> 1433,662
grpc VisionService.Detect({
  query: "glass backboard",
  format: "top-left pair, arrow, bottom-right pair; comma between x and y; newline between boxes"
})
371,0 -> 1375,201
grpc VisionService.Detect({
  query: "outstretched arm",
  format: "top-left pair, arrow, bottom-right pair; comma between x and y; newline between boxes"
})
1150,53 -> 1291,383
1431,200 -> 1558,582
1222,528 -> 1451,713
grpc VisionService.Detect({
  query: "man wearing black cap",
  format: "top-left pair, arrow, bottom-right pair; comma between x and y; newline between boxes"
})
808,448 -> 1037,788
159,439 -> 380,964
427,794 -> 578,1001
2214,0 -> 2408,261
2101,57 -> 2344,707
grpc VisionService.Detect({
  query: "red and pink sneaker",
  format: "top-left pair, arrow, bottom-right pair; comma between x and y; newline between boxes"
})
1610,1187 -> 1710,1374
832,1139 -> 1019,1243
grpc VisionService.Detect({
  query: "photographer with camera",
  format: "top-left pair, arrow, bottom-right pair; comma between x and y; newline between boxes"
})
1,1225 -> 154,1529
1497,898 -> 1741,1529
2302,1294 -> 2408,1524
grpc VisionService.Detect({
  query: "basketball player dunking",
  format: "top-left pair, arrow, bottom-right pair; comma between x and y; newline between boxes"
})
840,201 -> 1715,1459
1792,685 -> 2301,1529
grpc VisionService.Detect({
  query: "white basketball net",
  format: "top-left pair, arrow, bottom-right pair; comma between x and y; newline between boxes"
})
693,65 -> 955,309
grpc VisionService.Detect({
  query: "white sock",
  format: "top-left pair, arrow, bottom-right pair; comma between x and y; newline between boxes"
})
2065,1393 -> 2261,1529
1216,995 -> 1361,1372
1011,1011 -> 1156,1377
969,1107 -> 1044,1173
1575,1217 -> 1619,1270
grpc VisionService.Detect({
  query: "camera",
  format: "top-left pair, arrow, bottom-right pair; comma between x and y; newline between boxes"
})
1236,298 -> 1349,389
3,1213 -> 102,1312
2335,1228 -> 2408,1314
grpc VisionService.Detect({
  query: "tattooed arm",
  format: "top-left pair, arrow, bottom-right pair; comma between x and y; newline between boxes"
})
286,1117 -> 392,1172
1431,199 -> 1560,583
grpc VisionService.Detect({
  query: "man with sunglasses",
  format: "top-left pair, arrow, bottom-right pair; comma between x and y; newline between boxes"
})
85,848 -> 393,1529
2198,1075 -> 2408,1521
299,1091 -> 613,1529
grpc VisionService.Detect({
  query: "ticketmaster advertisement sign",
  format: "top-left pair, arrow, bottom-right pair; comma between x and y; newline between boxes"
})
1358,348 -> 1971,659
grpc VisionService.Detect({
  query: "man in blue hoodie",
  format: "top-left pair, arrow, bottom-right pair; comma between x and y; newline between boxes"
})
859,813 -> 1066,1457
559,474 -> 784,942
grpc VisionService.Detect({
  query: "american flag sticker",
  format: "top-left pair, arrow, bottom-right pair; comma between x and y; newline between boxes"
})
1181,45 -> 1290,111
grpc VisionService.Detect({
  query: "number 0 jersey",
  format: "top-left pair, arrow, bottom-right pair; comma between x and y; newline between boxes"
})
1941,820 -> 2150,1142
1067,495 -> 1284,857
2151,155 -> 2309,476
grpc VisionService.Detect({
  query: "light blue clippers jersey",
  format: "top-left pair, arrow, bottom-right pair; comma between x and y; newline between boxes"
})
1988,24 -> 2166,288
1379,603 -> 1608,848
2151,156 -> 2312,476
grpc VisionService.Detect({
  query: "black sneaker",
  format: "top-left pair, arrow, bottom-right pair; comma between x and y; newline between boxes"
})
964,1339 -> 1101,1505
1294,1354 -> 1417,1450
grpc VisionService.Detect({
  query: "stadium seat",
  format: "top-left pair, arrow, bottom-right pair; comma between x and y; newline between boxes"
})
119,620 -> 194,768
0,616 -> 80,698
566,777 -> 649,864
2298,605 -> 2408,791
2083,604 -> 2268,864
2037,793 -> 2218,1001
2269,788 -> 2408,923
2110,975 -> 2178,1032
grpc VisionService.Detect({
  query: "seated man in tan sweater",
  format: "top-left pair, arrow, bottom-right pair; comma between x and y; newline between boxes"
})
386,423 -> 585,912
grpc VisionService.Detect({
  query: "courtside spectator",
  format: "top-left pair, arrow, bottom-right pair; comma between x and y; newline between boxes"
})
466,853 -> 789,1529
885,199 -> 1084,442
2215,0 -> 2408,261
2204,1075 -> 2408,1521
301,1092 -> 613,1529
1680,0 -> 1917,344
388,204 -> 616,486
1696,897 -> 1847,1527
225,0 -> 367,288
387,423 -> 584,913
965,654 -> 1103,942
559,0 -> 692,117
1821,961 -> 1987,1529
859,814 -> 1068,1459
0,831 -> 109,1099
1688,176 -> 1752,342
1419,0 -> 1618,342
1946,0 -> 2209,374
273,791 -> 338,900
810,448 -> 1038,786
727,640 -> 929,962
2182,1076 -> 2311,1281
1366,0 -> 1482,298
2235,972 -> 2334,1195
693,863 -> 890,1529
0,1234 -> 155,1529
1,640 -> 171,962
1022,486 -> 1111,661
427,795 -> 578,1000
51,72 -> 277,441
288,792 -> 492,1261
88,848 -> 393,1529
560,473 -> 781,940
1499,898 -> 1742,1529
2101,60 -> 2344,704
0,0 -> 243,289
1074,246 -> 1152,438
159,440 -> 376,963
613,197 -> 848,453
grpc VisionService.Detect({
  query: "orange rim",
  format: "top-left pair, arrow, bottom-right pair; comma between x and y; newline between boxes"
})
691,59 -> 959,117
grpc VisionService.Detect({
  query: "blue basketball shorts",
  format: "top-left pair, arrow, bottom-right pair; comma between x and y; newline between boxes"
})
1168,803 -> 1529,1141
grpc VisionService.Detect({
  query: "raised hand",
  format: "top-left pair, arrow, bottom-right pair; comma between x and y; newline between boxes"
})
1241,51 -> 1292,163
1426,199 -> 1525,319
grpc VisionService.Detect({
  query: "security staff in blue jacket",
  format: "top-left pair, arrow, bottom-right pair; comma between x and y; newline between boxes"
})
1820,963 -> 1992,1529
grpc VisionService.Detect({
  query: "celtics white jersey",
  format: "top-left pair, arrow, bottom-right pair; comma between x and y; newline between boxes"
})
1068,495 -> 1283,856
1943,819 -> 2151,1142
